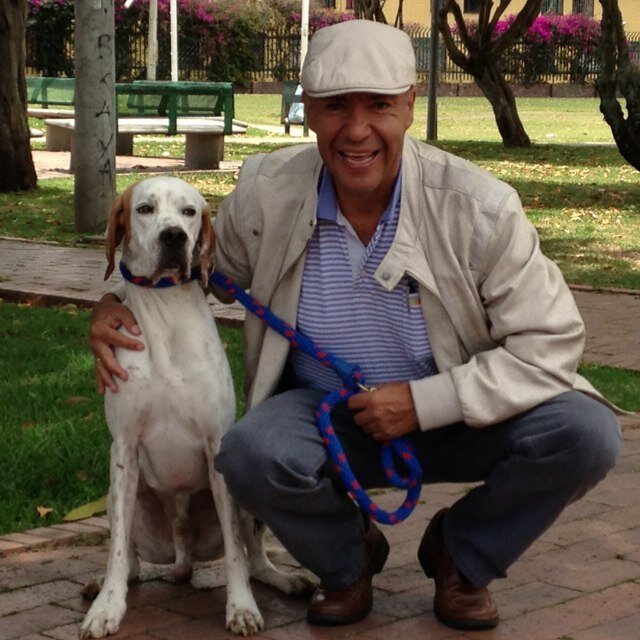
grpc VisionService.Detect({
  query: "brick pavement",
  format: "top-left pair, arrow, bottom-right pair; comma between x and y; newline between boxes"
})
1,151 -> 639,640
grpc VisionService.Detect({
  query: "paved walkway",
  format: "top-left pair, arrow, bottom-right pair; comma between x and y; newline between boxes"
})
1,153 -> 639,640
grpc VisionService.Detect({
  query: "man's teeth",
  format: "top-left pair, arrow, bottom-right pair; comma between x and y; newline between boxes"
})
343,152 -> 375,164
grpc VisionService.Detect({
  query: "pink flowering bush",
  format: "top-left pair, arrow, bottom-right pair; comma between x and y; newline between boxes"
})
453,12 -> 601,84
27,0 -> 354,82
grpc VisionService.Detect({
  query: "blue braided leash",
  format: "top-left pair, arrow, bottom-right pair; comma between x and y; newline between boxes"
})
210,270 -> 423,524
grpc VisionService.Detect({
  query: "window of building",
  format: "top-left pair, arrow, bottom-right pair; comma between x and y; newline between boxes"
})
572,0 -> 594,15
541,0 -> 563,13
345,0 -> 354,9
464,0 -> 481,13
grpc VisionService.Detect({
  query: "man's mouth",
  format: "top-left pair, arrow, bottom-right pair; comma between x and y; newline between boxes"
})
341,151 -> 378,166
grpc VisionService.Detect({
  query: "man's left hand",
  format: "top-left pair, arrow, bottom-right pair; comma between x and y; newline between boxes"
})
348,382 -> 418,440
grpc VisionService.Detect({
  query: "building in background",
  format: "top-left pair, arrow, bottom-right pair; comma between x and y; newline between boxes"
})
327,0 -> 639,34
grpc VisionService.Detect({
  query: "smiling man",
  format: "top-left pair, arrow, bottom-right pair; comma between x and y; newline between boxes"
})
90,20 -> 621,632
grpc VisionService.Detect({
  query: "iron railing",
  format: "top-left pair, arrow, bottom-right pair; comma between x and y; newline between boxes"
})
25,23 -> 640,86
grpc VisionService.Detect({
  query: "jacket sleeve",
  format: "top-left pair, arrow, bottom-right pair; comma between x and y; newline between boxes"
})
411,191 -> 586,429
212,154 -> 266,293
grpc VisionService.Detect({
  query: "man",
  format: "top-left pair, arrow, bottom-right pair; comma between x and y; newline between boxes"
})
90,20 -> 622,632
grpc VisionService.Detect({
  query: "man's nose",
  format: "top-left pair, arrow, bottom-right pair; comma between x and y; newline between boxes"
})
342,105 -> 371,140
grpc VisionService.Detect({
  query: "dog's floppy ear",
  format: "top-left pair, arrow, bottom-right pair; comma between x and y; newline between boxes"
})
104,187 -> 132,281
198,204 -> 216,287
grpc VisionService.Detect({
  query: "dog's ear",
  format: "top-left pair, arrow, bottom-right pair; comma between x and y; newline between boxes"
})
104,190 -> 129,281
198,205 -> 216,287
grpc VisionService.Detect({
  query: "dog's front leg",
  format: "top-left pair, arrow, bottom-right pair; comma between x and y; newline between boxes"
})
207,450 -> 263,636
80,440 -> 139,639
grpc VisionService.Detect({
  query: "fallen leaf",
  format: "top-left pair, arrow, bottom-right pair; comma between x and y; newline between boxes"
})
63,496 -> 107,522
37,506 -> 53,518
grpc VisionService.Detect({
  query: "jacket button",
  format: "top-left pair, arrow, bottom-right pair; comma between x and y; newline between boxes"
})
381,271 -> 391,281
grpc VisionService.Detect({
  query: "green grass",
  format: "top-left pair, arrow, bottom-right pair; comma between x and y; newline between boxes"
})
232,94 -> 616,145
0,299 -> 638,535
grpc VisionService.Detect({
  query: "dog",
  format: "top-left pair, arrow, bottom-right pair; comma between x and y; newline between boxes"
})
81,177 -> 312,639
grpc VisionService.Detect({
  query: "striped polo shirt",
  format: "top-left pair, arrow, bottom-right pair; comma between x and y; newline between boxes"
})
289,167 -> 437,392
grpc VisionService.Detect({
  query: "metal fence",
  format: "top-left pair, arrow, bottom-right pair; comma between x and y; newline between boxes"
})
25,23 -> 640,86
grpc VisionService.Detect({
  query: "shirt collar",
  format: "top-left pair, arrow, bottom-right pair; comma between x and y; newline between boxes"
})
317,166 -> 402,223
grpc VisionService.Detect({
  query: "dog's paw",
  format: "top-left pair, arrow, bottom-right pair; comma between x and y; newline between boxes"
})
225,601 -> 264,637
79,594 -> 127,639
253,564 -> 317,596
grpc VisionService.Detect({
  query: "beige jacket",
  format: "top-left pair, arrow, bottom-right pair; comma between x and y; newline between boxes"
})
211,136 -> 603,430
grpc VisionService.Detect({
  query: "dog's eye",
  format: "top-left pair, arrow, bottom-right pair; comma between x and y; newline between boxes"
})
136,204 -> 154,214
183,207 -> 196,217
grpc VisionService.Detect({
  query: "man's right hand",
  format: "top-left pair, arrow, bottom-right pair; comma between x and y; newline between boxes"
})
88,294 -> 144,394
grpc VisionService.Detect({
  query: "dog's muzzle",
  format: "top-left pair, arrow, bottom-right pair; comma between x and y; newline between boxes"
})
158,226 -> 189,273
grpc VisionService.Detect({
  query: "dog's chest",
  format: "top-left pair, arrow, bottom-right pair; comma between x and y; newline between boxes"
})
106,286 -> 235,490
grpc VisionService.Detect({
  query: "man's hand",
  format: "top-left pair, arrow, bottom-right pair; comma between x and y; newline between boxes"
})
348,382 -> 418,441
88,294 -> 143,394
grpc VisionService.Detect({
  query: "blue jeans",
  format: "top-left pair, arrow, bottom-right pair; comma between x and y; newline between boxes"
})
214,389 -> 622,589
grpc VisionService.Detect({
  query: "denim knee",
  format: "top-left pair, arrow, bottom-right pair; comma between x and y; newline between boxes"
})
214,424 -> 258,503
545,392 -> 622,491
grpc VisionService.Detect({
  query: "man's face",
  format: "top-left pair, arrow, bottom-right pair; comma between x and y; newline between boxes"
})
303,89 -> 416,206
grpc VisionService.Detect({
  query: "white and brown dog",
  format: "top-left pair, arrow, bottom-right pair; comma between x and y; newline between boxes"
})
81,177 -> 311,639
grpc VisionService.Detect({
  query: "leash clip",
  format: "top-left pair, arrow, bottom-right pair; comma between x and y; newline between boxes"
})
357,383 -> 377,393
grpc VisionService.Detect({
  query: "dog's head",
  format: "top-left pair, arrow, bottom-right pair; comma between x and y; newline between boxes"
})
104,177 -> 215,287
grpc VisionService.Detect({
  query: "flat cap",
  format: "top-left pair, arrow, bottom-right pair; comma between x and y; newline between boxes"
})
301,20 -> 416,98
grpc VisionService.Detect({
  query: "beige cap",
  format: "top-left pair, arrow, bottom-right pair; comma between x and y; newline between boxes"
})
301,20 -> 416,98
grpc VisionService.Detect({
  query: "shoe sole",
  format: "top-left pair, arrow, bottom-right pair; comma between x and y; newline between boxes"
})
434,609 -> 499,631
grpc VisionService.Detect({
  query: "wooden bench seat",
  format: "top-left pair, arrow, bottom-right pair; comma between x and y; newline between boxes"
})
44,116 -> 248,170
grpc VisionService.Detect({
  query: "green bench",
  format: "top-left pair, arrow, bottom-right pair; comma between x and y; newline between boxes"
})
26,76 -> 75,119
44,81 -> 244,170
280,80 -> 308,136
116,81 -> 235,135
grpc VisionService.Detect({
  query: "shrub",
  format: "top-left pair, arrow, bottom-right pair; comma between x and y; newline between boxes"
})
27,0 -> 75,77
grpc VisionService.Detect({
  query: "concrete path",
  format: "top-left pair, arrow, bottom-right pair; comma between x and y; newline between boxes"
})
1,152 -> 639,640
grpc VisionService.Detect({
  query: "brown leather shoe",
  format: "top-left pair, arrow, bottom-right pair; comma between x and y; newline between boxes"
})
418,508 -> 499,630
306,518 -> 389,626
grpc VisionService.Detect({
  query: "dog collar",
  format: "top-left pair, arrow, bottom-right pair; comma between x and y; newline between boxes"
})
119,261 -> 201,288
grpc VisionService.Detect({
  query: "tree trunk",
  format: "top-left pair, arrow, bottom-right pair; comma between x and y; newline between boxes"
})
474,62 -> 532,148
596,0 -> 640,171
437,0 -> 541,148
0,0 -> 37,192
354,0 -> 387,23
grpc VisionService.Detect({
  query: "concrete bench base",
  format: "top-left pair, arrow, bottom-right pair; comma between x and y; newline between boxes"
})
44,117 -> 247,170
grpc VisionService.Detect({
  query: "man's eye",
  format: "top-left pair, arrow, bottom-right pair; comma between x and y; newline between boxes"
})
136,204 -> 154,214
183,207 -> 196,217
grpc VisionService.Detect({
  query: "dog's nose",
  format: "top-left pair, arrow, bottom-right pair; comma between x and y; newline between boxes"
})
160,226 -> 187,248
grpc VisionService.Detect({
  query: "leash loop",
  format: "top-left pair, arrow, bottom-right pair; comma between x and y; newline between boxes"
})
210,270 -> 423,524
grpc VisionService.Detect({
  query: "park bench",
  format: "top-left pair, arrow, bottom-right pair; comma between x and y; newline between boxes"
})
280,80 -> 308,136
45,116 -> 247,170
43,81 -> 245,169
26,76 -> 75,119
